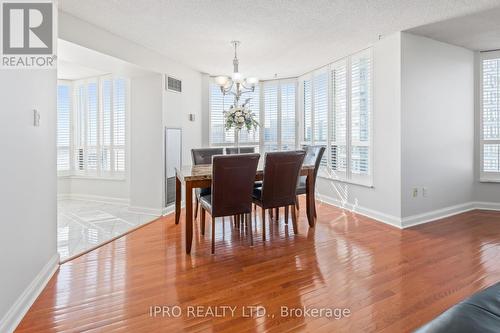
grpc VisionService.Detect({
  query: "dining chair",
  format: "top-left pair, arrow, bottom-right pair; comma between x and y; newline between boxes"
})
225,147 -> 255,154
199,153 -> 260,254
191,148 -> 223,220
252,151 -> 306,241
296,146 -> 325,215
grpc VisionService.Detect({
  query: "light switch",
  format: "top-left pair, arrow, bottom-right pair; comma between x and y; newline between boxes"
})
33,109 -> 40,127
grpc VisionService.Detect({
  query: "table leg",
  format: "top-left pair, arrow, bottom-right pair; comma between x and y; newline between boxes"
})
305,170 -> 316,227
175,175 -> 181,225
185,181 -> 193,254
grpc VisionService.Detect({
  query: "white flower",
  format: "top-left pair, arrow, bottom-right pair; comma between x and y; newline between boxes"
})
238,116 -> 245,123
235,111 -> 242,117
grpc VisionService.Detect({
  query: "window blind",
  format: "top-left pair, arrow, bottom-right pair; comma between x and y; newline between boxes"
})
303,79 -> 312,142
298,48 -> 372,185
313,72 -> 328,166
281,82 -> 296,150
350,51 -> 371,177
481,54 -> 500,179
209,82 -> 238,144
331,61 -> 348,175
57,76 -> 128,178
57,84 -> 71,172
263,82 -> 279,152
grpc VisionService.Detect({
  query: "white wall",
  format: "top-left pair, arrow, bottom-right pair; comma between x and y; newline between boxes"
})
58,178 -> 129,202
400,33 -> 474,219
316,32 -> 403,226
0,69 -> 58,330
130,74 -> 164,212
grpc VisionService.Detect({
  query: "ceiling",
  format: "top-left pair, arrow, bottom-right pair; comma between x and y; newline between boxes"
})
58,60 -> 106,80
58,39 -> 154,80
407,6 -> 500,51
60,0 -> 500,79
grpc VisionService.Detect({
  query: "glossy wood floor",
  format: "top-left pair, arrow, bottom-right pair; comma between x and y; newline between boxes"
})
16,200 -> 500,332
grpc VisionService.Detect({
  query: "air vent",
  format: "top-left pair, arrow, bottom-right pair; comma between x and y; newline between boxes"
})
167,76 -> 182,93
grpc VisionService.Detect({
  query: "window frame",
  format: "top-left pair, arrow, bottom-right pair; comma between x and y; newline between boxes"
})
479,50 -> 500,182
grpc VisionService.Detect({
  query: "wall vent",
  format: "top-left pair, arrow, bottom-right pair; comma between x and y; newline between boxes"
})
166,76 -> 182,93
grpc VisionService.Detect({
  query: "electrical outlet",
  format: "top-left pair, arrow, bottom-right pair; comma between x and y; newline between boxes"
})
412,188 -> 418,198
422,187 -> 428,198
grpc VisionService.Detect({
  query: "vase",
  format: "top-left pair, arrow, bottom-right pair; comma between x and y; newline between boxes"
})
234,128 -> 240,153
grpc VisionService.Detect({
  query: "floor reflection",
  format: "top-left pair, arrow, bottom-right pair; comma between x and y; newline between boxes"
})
57,199 -> 158,260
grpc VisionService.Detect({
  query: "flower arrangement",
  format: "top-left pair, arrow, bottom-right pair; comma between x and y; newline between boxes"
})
224,104 -> 259,132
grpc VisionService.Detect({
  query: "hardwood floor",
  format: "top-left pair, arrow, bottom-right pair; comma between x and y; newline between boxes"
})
15,200 -> 500,332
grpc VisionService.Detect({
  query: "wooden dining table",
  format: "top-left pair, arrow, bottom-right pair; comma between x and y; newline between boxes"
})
175,161 -> 317,254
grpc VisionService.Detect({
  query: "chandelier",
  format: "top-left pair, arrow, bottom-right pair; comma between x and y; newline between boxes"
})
214,41 -> 259,106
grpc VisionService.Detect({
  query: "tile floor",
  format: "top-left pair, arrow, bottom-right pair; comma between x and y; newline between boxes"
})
57,199 -> 159,260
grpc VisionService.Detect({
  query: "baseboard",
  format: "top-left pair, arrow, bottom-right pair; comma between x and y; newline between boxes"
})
127,205 -> 163,216
473,201 -> 500,211
401,202 -> 476,228
58,193 -> 129,205
0,253 -> 59,333
316,195 -> 499,229
317,194 -> 402,228
162,204 -> 175,216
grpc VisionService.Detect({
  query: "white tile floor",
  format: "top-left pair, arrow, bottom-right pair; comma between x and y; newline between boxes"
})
57,199 -> 158,260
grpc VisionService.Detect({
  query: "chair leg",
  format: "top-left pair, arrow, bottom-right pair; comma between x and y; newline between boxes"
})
275,207 -> 279,222
194,197 -> 199,219
200,207 -> 206,235
261,208 -> 266,241
284,206 -> 289,224
211,216 -> 216,254
269,208 -> 273,220
248,213 -> 253,246
291,205 -> 298,235
296,197 -> 300,210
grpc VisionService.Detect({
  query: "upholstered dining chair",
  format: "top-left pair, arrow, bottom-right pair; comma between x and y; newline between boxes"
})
199,154 -> 260,254
225,147 -> 255,154
296,146 -> 325,215
191,148 -> 223,220
252,151 -> 306,241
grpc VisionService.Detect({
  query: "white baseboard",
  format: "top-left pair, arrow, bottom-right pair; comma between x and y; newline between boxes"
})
0,253 -> 59,333
401,202 -> 476,228
473,201 -> 500,211
58,193 -> 129,205
317,195 -> 500,229
317,194 -> 402,228
128,205 -> 163,216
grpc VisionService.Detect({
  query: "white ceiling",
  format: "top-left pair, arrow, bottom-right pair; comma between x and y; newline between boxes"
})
58,60 -> 106,80
58,39 -> 154,80
408,6 -> 500,51
60,0 -> 500,79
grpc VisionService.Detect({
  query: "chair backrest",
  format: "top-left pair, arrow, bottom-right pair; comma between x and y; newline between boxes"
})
191,148 -> 223,165
261,151 -> 306,208
225,147 -> 255,154
211,154 -> 260,217
304,145 -> 326,181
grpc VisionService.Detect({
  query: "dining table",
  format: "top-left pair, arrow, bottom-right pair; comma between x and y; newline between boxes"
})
175,160 -> 317,254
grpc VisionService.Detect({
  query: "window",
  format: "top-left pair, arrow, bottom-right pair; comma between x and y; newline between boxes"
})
302,48 -> 372,185
56,76 -> 128,178
209,81 -> 260,145
57,83 -> 72,173
209,80 -> 294,151
262,80 -> 297,152
481,51 -> 500,181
